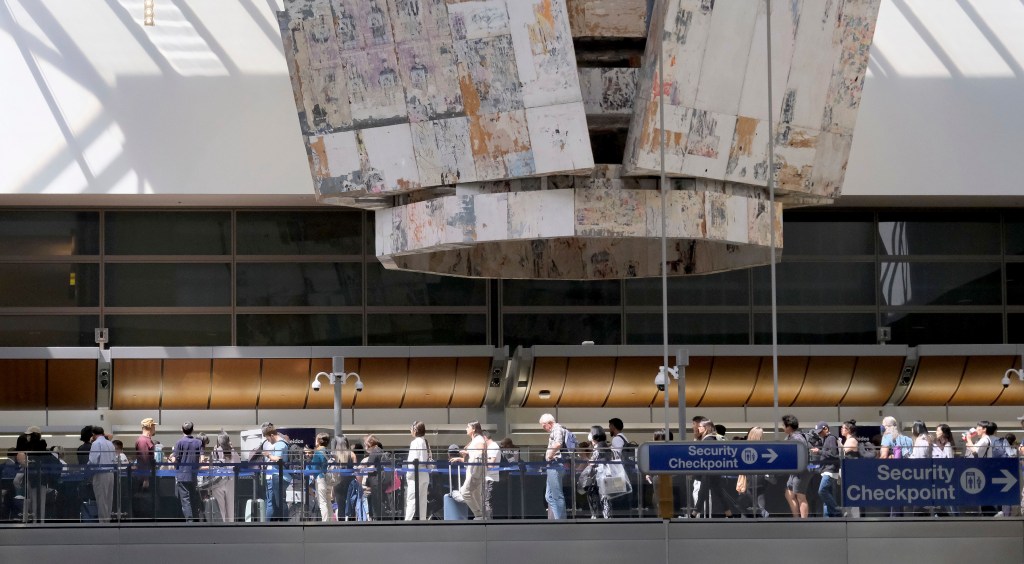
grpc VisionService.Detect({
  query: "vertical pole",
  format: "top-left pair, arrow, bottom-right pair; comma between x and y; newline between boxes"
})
676,349 -> 688,440
658,0 -> 670,442
332,356 -> 344,439
765,0 -> 781,439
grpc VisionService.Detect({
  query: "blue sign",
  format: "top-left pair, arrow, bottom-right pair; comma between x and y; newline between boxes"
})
842,458 -> 1021,507
638,441 -> 807,475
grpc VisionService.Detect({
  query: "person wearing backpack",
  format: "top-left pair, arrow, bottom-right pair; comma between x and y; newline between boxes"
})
965,420 -> 996,459
260,422 -> 290,521
539,413 -> 569,519
812,422 -> 843,518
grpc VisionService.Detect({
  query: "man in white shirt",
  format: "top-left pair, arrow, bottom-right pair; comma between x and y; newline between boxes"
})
88,426 -> 116,522
966,420 -> 996,458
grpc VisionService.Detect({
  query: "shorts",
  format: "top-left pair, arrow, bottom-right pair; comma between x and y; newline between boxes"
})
787,472 -> 811,494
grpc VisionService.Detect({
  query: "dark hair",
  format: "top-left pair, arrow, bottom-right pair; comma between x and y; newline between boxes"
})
92,425 -> 105,436
182,421 -> 194,435
1004,433 -> 1017,446
411,421 -> 426,437
715,424 -> 727,436
936,424 -> 955,446
589,425 -> 607,443
499,438 -> 515,449
608,418 -> 624,433
912,420 -> 928,437
197,432 -> 209,447
80,425 -> 93,443
782,414 -> 800,431
112,440 -> 123,449
654,428 -> 674,441
979,420 -> 997,435
467,421 -> 482,435
692,415 -> 706,423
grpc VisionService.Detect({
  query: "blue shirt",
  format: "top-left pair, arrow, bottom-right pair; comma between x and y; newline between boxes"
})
173,435 -> 203,482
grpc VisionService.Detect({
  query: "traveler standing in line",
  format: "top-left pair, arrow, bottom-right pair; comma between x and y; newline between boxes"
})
210,431 -> 238,522
261,422 -> 290,521
450,421 -> 487,519
539,413 -> 567,519
171,421 -> 203,522
88,426 -> 116,522
310,432 -> 333,522
782,414 -> 811,519
965,420 -> 996,458
812,422 -> 842,518
880,416 -> 913,459
405,421 -> 431,521
933,424 -> 956,459
583,425 -> 612,519
134,417 -> 157,518
692,420 -> 733,518
736,426 -> 770,519
608,418 -> 629,460
482,429 -> 500,520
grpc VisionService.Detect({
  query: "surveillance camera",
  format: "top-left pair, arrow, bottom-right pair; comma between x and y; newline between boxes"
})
355,381 -> 364,392
311,379 -> 321,392
654,371 -> 666,392
99,369 -> 110,389
1002,375 -> 1012,389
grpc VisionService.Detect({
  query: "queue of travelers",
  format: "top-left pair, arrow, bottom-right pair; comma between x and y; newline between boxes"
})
3,412 -> 1022,523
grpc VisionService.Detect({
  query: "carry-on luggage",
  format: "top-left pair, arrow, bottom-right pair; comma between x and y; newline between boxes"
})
245,498 -> 265,522
443,462 -> 469,520
443,493 -> 469,520
203,497 -> 222,522
80,500 -> 98,522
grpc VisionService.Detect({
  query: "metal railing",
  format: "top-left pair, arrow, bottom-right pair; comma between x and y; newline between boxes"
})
2,446 -> 1020,523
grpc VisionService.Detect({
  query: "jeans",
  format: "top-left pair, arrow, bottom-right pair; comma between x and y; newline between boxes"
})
545,465 -> 566,519
175,480 -> 201,521
265,474 -> 288,521
818,473 -> 841,517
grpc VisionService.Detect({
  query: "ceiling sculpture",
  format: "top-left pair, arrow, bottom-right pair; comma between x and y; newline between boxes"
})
279,0 -> 881,279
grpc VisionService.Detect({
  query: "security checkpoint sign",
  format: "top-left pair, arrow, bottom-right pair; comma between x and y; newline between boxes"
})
842,458 -> 1021,507
638,441 -> 807,475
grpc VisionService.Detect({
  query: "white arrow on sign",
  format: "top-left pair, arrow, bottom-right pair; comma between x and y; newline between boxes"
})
761,449 -> 778,464
993,469 -> 1018,493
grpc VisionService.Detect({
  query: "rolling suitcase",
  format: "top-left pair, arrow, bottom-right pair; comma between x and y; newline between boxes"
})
245,498 -> 265,522
204,497 -> 222,522
443,463 -> 469,520
80,500 -> 98,522
443,493 -> 469,520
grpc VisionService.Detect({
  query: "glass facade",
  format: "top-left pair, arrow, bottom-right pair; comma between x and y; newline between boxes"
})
0,208 -> 1020,347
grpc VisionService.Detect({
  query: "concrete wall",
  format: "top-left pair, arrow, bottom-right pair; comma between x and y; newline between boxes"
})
1,0 -> 1022,204
2,520 -> 1022,564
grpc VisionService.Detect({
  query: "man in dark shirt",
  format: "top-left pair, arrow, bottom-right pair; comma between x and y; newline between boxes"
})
171,421 -> 203,521
134,417 -> 158,518
783,414 -> 811,518
812,421 -> 842,517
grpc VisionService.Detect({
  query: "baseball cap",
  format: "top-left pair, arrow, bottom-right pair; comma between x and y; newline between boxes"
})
25,425 -> 41,434
813,421 -> 828,432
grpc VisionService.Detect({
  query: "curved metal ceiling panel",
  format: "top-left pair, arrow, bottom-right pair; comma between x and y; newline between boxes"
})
112,359 -> 161,410
451,357 -> 492,408
161,359 -> 212,410
605,356 -> 659,407
748,356 -> 809,407
210,358 -> 260,410
902,356 -> 966,406
47,359 -> 96,410
700,357 -> 762,407
352,358 -> 408,408
993,355 -> 1024,407
953,355 -> 1015,406
259,358 -> 312,409
841,356 -> 901,405
524,357 -> 568,408
561,357 -> 615,407
793,357 -> 856,407
0,359 -> 45,410
404,357 -> 458,408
